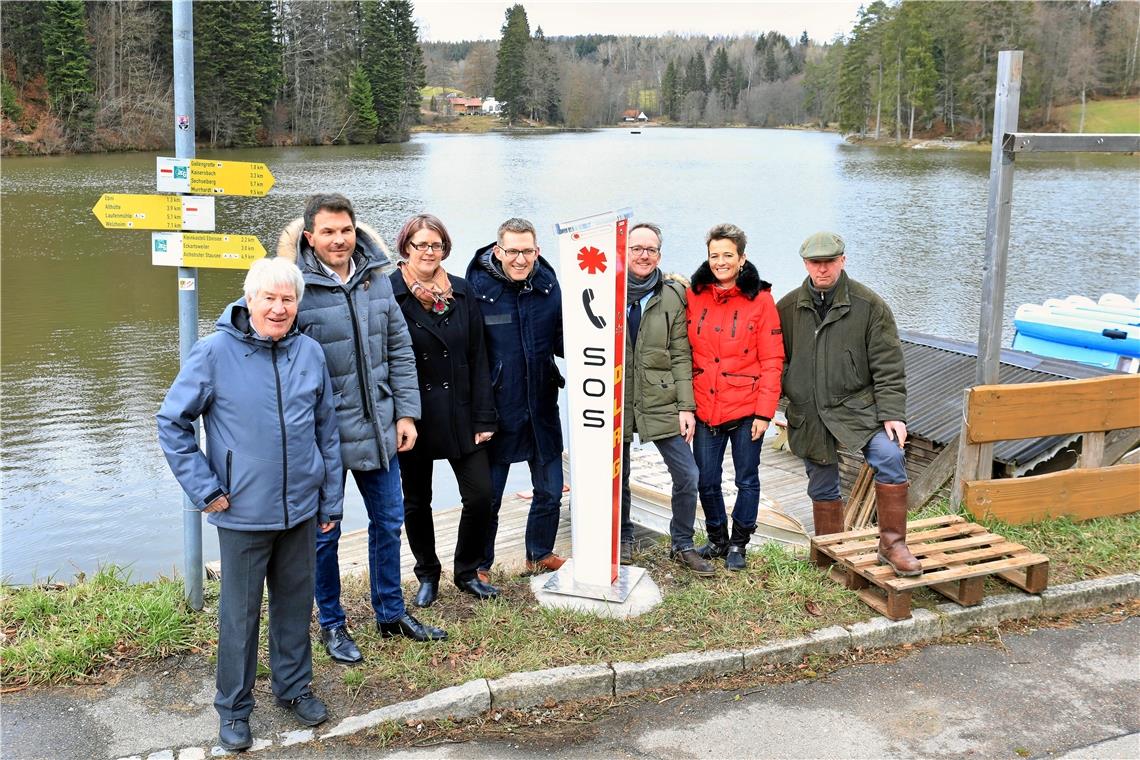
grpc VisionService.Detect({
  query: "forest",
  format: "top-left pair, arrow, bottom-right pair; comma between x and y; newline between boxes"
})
1,1 -> 1136,155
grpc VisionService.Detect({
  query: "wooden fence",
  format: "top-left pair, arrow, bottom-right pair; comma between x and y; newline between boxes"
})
954,374 -> 1140,524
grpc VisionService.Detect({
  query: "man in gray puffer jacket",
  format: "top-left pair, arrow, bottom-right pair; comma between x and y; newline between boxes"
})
277,193 -> 445,662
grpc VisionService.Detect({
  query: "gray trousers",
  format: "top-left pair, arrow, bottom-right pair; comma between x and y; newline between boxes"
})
215,516 -> 316,720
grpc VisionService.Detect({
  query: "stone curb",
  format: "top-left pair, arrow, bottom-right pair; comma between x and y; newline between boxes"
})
124,572 -> 1139,759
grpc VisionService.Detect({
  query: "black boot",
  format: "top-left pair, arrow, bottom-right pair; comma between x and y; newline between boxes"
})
696,522 -> 729,560
726,522 -> 753,571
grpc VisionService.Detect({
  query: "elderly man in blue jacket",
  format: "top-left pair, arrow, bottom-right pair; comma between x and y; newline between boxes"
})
157,257 -> 342,752
466,217 -> 566,576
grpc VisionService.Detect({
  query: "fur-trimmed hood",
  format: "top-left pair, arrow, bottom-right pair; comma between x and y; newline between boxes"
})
689,259 -> 770,299
274,217 -> 401,272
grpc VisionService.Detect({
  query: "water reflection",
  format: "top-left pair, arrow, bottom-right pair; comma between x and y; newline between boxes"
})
1,129 -> 1137,583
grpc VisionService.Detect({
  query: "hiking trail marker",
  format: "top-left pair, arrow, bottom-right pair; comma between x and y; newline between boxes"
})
156,157 -> 275,196
151,232 -> 266,270
92,193 -> 215,231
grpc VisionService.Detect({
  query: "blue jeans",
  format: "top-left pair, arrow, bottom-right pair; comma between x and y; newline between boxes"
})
620,436 -> 700,550
693,419 -> 763,537
483,456 -> 563,567
315,457 -> 406,628
804,429 -> 908,501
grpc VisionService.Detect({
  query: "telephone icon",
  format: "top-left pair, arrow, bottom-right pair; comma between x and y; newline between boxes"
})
582,288 -> 606,329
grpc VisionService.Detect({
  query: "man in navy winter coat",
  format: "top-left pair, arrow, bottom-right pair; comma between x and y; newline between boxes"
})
466,217 -> 567,575
157,257 -> 341,751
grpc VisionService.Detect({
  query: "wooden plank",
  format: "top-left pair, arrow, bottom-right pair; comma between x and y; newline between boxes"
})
1105,428 -> 1140,466
930,576 -> 985,606
849,535 -> 1017,570
909,434 -> 960,509
997,561 -> 1049,593
1079,431 -> 1106,469
826,522 -> 984,556
813,514 -> 964,545
964,464 -> 1140,524
885,553 -> 1049,591
953,390 -> 985,504
965,375 -> 1140,443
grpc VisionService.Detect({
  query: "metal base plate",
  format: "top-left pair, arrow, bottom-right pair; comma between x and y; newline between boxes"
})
541,559 -> 646,602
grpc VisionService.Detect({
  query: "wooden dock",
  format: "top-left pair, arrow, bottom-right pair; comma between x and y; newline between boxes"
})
206,442 -> 813,580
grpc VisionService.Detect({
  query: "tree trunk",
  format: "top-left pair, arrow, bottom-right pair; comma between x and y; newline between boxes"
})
909,99 -> 915,140
1079,86 -> 1087,133
875,61 -> 882,139
895,47 -> 902,143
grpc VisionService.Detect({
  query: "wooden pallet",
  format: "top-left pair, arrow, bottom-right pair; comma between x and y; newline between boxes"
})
810,514 -> 1049,621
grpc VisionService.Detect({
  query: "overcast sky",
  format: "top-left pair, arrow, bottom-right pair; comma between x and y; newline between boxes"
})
414,1 -> 865,44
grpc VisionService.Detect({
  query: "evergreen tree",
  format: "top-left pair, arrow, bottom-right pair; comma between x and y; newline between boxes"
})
524,26 -> 560,122
660,59 -> 679,120
684,52 -> 708,93
710,47 -> 732,109
2,2 -> 47,83
41,0 -> 95,145
194,0 -> 280,146
348,63 -> 379,143
495,4 -> 530,122
364,0 -> 425,142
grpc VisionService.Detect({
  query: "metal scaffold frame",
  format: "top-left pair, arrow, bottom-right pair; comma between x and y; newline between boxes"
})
954,50 -> 1140,501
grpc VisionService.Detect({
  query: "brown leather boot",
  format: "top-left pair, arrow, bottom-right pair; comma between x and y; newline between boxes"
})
875,482 -> 922,577
812,499 -> 845,536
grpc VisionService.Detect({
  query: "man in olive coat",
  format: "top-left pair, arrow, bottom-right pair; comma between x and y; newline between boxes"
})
776,232 -> 920,576
619,223 -> 713,576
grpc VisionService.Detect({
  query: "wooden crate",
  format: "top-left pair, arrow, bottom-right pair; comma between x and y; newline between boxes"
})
811,514 -> 1049,621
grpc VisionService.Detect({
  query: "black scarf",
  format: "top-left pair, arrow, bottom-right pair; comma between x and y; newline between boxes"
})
627,269 -> 661,301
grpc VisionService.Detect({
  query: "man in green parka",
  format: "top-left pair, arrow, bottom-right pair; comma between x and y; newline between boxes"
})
776,232 -> 921,576
619,222 -> 714,577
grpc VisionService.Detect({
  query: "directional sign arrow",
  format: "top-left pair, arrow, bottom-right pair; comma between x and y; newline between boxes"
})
151,232 -> 266,270
92,193 -> 215,231
156,157 -> 275,197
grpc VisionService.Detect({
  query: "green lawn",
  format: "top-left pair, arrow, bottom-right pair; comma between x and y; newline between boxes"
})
1055,96 -> 1140,133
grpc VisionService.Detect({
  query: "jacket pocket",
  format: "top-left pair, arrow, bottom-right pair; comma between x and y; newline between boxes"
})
785,403 -> 806,429
491,360 -> 503,391
225,450 -> 233,490
722,371 -> 759,389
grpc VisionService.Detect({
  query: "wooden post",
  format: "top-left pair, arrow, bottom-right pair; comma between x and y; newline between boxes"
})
952,389 -> 983,506
973,50 -> 1023,482
1079,431 -> 1106,469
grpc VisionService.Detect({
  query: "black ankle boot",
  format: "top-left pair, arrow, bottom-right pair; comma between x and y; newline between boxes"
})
726,522 -> 754,571
696,522 -> 729,559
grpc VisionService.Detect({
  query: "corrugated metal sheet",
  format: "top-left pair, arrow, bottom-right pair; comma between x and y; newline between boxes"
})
900,331 -> 1115,467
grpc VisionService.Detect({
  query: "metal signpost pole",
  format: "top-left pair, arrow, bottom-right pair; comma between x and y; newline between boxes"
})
172,0 -> 202,610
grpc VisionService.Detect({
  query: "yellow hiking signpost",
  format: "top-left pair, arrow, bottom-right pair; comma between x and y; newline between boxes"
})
156,157 -> 275,196
151,232 -> 267,270
92,193 -> 216,231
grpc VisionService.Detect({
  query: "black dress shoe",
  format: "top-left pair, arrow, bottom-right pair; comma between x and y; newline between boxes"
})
275,690 -> 329,727
726,545 -> 747,571
377,612 -> 447,642
414,579 -> 439,608
456,577 -> 500,600
219,717 -> 252,751
320,624 -> 362,664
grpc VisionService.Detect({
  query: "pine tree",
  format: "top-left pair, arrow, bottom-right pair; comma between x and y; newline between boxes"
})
42,0 -> 95,146
348,64 -> 379,143
661,59 -> 679,120
194,0 -> 280,146
494,4 -> 530,123
710,47 -> 732,109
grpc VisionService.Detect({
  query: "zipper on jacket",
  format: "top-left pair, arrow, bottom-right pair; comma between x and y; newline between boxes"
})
342,289 -> 373,421
225,450 -> 233,490
697,308 -> 708,335
731,310 -> 739,338
271,343 -> 290,529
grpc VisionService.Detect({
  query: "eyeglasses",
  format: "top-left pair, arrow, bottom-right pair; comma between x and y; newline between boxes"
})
408,242 -> 445,252
496,246 -> 538,259
629,245 -> 660,257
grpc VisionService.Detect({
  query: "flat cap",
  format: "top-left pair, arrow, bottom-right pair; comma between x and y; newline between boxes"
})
799,231 -> 845,260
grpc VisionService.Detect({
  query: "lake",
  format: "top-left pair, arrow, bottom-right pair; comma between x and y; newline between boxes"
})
2,128 -> 1137,584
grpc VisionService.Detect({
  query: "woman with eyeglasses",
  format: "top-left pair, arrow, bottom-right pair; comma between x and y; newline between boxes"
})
686,223 -> 784,571
389,214 -> 500,606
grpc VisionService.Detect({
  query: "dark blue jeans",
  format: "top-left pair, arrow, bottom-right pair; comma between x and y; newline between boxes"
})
483,456 -> 563,567
620,436 -> 700,550
693,419 -> 762,536
315,457 -> 406,628
804,429 -> 908,501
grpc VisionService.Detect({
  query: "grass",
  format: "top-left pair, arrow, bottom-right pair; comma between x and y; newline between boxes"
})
3,510 -> 1137,692
1054,96 -> 1140,133
411,114 -> 501,134
0,565 -> 215,688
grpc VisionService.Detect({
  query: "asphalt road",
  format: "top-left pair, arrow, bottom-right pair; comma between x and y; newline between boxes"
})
280,615 -> 1140,760
3,615 -> 1137,759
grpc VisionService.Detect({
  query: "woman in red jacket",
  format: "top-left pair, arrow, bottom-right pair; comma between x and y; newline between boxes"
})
687,223 -> 784,570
